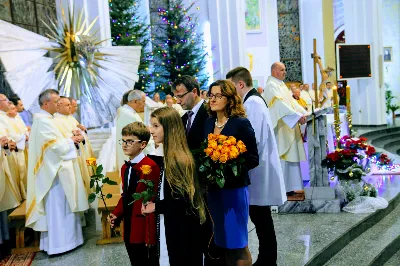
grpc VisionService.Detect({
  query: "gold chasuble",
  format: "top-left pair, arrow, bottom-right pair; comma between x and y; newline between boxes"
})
0,111 -> 23,208
296,98 -> 308,110
25,111 -> 89,231
7,114 -> 29,199
0,127 -> 21,212
263,76 -> 307,162
53,113 -> 91,194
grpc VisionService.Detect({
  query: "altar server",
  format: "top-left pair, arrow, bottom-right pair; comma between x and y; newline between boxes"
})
264,62 -> 307,194
227,67 -> 286,266
25,89 -> 89,255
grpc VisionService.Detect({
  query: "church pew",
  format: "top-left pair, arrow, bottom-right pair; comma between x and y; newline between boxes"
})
8,201 -> 40,254
96,171 -> 124,245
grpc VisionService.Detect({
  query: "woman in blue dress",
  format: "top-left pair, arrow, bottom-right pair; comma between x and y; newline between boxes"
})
204,80 -> 259,265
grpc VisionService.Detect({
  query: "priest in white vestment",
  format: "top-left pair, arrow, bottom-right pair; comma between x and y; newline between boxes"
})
54,97 -> 91,195
264,62 -> 308,194
25,89 -> 89,255
300,84 -> 314,112
0,94 -> 23,204
6,103 -> 29,199
116,90 -> 155,172
165,95 -> 185,116
227,67 -> 286,265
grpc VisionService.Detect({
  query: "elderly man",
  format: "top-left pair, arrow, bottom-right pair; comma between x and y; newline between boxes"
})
264,62 -> 307,195
292,88 -> 308,111
0,94 -> 21,213
6,103 -> 29,199
25,89 -> 88,255
165,95 -> 185,116
116,90 -> 154,172
300,83 -> 314,111
152,92 -> 164,107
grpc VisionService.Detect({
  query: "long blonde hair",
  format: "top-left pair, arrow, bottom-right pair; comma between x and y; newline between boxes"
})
151,107 -> 206,223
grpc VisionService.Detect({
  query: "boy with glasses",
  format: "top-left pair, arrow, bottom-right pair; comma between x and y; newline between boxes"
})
109,122 -> 161,266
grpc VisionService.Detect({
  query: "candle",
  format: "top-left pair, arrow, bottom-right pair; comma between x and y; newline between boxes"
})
333,86 -> 340,122
346,85 -> 351,113
333,85 -> 341,148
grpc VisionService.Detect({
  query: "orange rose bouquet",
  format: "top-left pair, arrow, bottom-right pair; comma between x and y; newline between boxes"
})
193,133 -> 247,188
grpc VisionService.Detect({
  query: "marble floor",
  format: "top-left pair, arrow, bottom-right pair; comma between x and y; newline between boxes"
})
30,174 -> 400,266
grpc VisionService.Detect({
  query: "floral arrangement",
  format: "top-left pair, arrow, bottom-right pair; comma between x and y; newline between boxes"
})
323,135 -> 397,181
338,181 -> 377,203
341,136 -> 368,150
322,149 -> 365,180
193,134 -> 247,188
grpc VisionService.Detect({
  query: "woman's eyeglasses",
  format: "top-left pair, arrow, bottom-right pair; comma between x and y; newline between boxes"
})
118,139 -> 142,147
208,93 -> 226,100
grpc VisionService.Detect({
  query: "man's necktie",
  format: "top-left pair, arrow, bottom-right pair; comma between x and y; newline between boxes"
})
186,110 -> 194,135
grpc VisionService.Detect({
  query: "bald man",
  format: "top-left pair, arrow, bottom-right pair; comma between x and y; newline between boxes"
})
165,95 -> 185,116
263,62 -> 307,195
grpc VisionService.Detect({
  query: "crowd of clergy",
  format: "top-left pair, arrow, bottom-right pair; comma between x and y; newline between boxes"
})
0,92 -> 94,257
0,61 -> 336,266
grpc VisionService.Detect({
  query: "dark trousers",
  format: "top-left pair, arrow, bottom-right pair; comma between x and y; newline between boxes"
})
124,242 -> 158,266
249,205 -> 277,266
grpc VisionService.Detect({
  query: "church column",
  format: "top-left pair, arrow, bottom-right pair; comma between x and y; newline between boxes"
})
343,0 -> 386,126
299,0 -> 326,85
207,0 -> 246,79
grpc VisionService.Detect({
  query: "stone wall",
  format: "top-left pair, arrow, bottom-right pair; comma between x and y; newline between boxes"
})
0,0 -> 56,36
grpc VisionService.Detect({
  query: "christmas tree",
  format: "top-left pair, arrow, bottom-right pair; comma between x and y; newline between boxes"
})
152,0 -> 209,94
109,0 -> 152,91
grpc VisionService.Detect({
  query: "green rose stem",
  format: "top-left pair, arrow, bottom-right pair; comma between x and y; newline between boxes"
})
88,164 -> 118,236
130,179 -> 155,258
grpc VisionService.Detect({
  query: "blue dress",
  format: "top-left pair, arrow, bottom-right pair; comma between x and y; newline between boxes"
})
204,117 -> 259,249
208,187 -> 249,249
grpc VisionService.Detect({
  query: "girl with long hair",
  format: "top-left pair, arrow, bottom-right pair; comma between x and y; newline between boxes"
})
142,107 -> 206,266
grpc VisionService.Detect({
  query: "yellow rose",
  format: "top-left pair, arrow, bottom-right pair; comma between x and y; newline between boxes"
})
208,140 -> 218,149
223,139 -> 231,146
228,136 -> 237,145
211,150 -> 221,161
217,134 -> 228,144
219,153 -> 229,163
221,146 -> 230,155
140,165 -> 152,175
229,146 -> 239,159
208,133 -> 217,142
204,147 -> 213,156
86,157 -> 97,166
237,140 -> 247,153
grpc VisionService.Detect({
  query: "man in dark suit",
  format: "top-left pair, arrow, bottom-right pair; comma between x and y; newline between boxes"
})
172,76 -> 226,266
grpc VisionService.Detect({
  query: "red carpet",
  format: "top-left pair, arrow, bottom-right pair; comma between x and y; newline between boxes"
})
0,253 -> 36,266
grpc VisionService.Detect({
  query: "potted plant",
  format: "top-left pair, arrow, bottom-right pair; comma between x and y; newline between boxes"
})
385,86 -> 399,123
